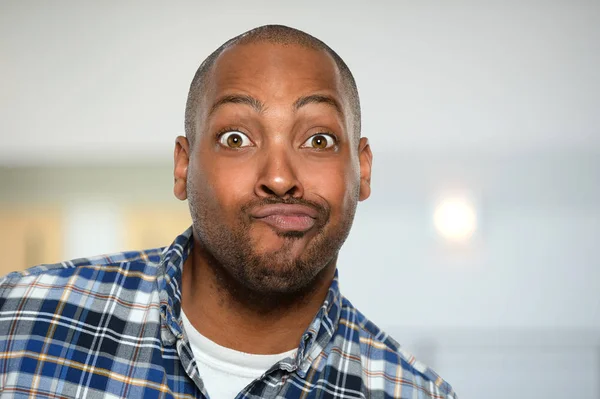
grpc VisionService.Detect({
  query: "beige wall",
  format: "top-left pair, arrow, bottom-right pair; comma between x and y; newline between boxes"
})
123,206 -> 191,250
0,204 -> 191,273
0,206 -> 63,275
0,165 -> 191,272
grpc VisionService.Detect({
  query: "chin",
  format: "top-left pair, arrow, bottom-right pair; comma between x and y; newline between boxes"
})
238,252 -> 320,290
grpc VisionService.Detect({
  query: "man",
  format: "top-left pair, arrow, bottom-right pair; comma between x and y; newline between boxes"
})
0,25 -> 456,398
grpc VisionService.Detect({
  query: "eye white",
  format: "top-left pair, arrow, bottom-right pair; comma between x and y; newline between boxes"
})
218,131 -> 253,148
303,134 -> 336,149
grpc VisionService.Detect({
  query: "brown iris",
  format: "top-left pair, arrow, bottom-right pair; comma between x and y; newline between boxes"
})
227,133 -> 243,148
311,135 -> 328,149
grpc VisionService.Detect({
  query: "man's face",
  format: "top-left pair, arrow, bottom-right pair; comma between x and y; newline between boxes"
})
175,42 -> 372,295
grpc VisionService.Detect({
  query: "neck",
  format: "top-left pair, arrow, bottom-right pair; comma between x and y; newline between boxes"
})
181,241 -> 336,355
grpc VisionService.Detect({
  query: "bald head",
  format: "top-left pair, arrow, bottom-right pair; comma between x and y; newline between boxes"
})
184,25 -> 361,145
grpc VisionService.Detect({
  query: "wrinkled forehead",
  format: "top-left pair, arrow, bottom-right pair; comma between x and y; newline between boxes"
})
202,41 -> 347,111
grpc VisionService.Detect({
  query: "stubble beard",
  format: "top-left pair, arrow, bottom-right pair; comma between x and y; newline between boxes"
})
187,186 -> 358,312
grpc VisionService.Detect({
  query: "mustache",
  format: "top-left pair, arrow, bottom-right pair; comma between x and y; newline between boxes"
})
240,197 -> 329,220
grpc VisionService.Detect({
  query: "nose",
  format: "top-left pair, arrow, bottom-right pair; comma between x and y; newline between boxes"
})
255,147 -> 303,199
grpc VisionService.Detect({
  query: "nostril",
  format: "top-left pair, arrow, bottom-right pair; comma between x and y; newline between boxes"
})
257,182 -> 300,199
259,184 -> 277,197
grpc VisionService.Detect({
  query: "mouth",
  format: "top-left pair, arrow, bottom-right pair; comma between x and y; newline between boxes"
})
250,204 -> 318,233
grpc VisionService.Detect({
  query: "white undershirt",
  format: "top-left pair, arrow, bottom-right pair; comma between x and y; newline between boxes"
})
180,310 -> 296,399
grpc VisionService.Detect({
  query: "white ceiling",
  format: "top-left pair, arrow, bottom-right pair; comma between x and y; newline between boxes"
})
1,1 -> 599,165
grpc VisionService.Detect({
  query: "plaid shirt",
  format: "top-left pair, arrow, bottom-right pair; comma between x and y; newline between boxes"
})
0,228 -> 456,398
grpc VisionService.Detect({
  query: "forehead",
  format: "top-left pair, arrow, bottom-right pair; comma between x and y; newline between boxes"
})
205,41 -> 344,103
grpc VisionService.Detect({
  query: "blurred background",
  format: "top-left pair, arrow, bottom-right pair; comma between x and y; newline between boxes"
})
1,1 -> 599,397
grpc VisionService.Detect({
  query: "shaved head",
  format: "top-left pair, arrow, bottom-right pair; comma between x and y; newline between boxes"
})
184,24 -> 361,145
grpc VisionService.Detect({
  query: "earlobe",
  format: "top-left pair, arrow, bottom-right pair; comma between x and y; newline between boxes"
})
359,179 -> 371,201
174,136 -> 190,201
357,137 -> 373,202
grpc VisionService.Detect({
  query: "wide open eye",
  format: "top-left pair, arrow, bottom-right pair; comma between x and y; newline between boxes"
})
302,134 -> 337,150
218,131 -> 253,148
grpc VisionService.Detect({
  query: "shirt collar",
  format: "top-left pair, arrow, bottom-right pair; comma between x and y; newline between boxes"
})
156,227 -> 193,346
156,227 -> 343,374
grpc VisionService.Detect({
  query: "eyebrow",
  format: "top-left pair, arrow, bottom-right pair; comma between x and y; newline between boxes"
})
293,94 -> 344,117
208,93 -> 344,117
208,94 -> 264,116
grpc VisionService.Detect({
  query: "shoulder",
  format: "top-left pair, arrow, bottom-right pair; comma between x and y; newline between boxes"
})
340,296 -> 457,398
0,247 -> 165,310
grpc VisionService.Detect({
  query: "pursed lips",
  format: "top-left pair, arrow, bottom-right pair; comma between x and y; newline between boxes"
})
250,204 -> 318,232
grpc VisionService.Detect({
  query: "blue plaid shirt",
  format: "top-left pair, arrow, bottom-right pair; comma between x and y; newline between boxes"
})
0,227 -> 456,398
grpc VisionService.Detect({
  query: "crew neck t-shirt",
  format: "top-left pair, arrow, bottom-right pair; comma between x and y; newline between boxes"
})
180,310 -> 296,399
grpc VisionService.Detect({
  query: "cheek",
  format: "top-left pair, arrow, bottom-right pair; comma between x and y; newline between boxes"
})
304,160 -> 359,216
197,154 -> 257,217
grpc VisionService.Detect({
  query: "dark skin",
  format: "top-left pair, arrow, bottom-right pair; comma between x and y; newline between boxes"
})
173,42 -> 373,354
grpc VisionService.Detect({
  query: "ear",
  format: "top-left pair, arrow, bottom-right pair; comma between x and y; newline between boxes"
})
174,136 -> 190,201
357,137 -> 372,201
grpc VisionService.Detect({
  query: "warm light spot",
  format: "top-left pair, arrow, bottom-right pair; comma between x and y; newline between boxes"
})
434,198 -> 477,242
